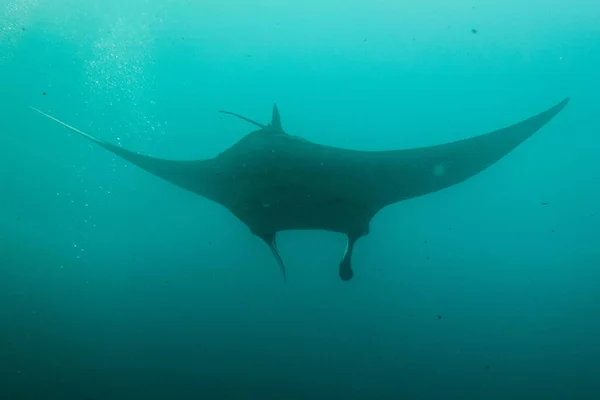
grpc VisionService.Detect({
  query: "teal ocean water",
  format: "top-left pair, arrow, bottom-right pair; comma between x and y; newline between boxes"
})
1,1 -> 599,399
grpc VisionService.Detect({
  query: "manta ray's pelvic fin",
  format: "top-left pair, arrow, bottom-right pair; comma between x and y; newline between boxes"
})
218,110 -> 266,129
258,233 -> 287,283
339,235 -> 360,281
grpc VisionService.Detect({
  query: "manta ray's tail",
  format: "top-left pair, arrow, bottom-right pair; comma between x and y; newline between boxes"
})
30,107 -> 104,145
219,104 -> 283,132
29,106 -> 174,173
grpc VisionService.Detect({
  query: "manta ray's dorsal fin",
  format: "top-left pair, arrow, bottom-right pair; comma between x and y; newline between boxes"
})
270,103 -> 283,132
218,110 -> 266,129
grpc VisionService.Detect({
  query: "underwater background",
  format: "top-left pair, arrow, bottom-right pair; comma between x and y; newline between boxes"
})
1,0 -> 599,399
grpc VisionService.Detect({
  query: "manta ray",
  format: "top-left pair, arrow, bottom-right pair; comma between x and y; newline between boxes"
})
31,97 -> 569,282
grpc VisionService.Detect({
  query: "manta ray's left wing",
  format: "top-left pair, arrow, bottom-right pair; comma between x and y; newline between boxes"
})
30,107 -> 220,201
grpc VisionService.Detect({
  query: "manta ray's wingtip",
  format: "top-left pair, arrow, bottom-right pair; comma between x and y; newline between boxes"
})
531,96 -> 570,124
546,96 -> 570,118
554,97 -> 570,112
559,97 -> 570,107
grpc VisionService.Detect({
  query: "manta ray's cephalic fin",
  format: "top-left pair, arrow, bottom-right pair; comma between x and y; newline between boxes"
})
257,233 -> 287,283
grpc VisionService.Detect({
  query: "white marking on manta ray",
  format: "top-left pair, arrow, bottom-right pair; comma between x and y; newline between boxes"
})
433,162 -> 446,177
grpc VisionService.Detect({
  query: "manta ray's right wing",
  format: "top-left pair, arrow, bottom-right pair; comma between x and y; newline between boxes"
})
369,97 -> 570,208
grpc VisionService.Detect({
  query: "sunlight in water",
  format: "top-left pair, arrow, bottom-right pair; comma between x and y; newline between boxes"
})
85,12 -> 164,141
0,0 -> 39,64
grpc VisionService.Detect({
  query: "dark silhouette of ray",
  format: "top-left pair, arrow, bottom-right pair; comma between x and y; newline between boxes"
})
30,97 -> 569,281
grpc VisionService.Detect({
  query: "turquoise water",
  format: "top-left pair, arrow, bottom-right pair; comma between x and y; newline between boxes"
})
1,1 -> 599,398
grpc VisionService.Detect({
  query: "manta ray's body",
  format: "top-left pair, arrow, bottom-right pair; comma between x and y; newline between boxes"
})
32,97 -> 569,281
